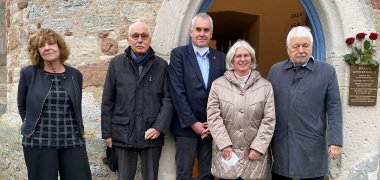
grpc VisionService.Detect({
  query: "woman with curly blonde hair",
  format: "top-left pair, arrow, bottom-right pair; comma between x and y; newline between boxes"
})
18,28 -> 91,180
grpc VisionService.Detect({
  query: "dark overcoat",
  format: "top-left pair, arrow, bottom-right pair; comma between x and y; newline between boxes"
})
101,47 -> 173,148
267,58 -> 342,178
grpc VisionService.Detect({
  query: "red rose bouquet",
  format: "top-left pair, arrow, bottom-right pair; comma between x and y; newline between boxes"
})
343,32 -> 379,66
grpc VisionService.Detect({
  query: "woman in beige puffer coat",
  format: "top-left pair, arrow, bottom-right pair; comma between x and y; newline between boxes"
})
207,40 -> 275,180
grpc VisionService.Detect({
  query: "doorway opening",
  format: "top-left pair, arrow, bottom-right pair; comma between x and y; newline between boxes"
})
207,0 -> 310,77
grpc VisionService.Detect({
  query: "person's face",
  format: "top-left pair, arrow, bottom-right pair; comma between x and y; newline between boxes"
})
127,24 -> 151,56
38,41 -> 60,63
287,37 -> 312,66
190,17 -> 212,48
233,47 -> 252,76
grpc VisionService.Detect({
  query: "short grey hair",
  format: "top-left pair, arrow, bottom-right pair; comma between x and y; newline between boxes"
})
128,22 -> 151,36
286,26 -> 313,47
226,40 -> 257,71
191,13 -> 213,33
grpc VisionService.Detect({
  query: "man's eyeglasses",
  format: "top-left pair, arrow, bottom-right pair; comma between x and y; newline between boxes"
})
130,33 -> 150,40
290,43 -> 311,51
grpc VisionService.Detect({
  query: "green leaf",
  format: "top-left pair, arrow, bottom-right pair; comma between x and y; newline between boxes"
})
343,53 -> 357,65
361,54 -> 372,62
369,59 -> 380,66
363,40 -> 371,50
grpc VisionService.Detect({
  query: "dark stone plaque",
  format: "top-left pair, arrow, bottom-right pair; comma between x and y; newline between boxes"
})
349,64 -> 379,106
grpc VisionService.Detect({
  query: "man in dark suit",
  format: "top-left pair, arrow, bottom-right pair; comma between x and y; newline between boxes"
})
168,13 -> 226,180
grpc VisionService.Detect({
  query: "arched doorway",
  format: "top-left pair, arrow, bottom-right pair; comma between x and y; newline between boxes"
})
0,0 -> 6,115
199,0 -> 324,77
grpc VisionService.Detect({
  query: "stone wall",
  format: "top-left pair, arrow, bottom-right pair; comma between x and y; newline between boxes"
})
0,0 -> 6,115
316,0 -> 380,179
2,0 -> 380,179
1,0 -> 165,179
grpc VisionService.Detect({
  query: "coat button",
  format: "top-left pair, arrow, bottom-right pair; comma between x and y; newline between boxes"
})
240,109 -> 244,113
240,92 -> 244,96
239,128 -> 243,132
240,147 -> 244,150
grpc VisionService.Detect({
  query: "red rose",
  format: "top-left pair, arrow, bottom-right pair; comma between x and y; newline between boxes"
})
369,32 -> 378,40
345,37 -> 355,45
356,32 -> 366,39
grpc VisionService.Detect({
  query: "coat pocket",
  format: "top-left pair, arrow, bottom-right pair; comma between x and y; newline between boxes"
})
111,116 -> 130,143
211,150 -> 244,179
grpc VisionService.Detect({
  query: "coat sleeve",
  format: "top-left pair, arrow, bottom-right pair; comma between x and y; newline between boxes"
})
326,67 -> 343,147
207,82 -> 233,150
101,59 -> 116,139
152,64 -> 173,134
168,48 -> 197,128
17,68 -> 28,122
250,83 -> 276,154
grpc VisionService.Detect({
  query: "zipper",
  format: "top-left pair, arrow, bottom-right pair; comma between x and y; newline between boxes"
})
71,75 -> 84,136
28,77 -> 52,138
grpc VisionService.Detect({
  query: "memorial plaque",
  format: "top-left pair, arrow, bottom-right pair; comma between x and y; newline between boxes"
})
349,64 -> 379,106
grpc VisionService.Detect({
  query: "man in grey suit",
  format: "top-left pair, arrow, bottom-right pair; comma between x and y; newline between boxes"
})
268,26 -> 343,180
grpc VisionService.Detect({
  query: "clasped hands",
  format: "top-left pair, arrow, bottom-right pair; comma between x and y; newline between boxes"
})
191,122 -> 210,139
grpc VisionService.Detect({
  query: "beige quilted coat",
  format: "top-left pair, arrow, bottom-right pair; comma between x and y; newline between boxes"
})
207,70 -> 275,180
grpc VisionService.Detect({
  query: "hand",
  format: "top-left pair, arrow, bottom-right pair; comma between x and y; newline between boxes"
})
200,128 -> 210,139
191,122 -> 206,136
145,128 -> 161,140
200,122 -> 211,139
221,146 -> 232,160
202,122 -> 209,129
105,138 -> 112,148
248,149 -> 262,161
328,145 -> 342,160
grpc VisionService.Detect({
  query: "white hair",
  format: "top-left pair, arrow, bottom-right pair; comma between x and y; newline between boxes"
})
190,13 -> 214,33
286,26 -> 313,47
226,39 -> 257,71
128,22 -> 151,36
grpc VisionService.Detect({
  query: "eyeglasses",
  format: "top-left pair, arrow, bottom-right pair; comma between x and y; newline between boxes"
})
130,33 -> 150,40
234,53 -> 251,60
290,43 -> 311,51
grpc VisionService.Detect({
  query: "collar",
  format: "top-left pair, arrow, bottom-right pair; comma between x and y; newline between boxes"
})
192,44 -> 209,58
284,56 -> 315,71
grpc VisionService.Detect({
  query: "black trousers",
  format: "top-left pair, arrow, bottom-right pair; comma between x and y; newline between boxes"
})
272,172 -> 324,180
23,146 -> 92,180
175,136 -> 213,180
115,146 -> 162,180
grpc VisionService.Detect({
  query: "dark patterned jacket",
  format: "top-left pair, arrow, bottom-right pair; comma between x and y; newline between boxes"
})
17,65 -> 84,138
